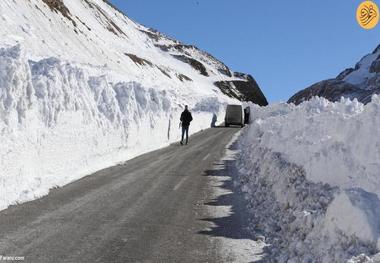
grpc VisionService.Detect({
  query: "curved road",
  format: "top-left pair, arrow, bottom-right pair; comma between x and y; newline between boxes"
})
0,127 -> 264,262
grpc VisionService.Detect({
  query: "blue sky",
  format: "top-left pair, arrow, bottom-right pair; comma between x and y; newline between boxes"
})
110,0 -> 380,102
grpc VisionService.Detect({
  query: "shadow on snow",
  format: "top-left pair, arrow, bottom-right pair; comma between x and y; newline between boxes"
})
197,139 -> 268,262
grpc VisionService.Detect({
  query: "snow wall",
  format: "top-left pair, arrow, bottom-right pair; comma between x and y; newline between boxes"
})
237,96 -> 380,262
0,45 -> 229,210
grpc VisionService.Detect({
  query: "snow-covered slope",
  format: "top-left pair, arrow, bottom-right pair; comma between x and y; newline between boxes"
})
289,45 -> 380,104
237,97 -> 380,262
0,0 -> 267,210
0,0 -> 267,105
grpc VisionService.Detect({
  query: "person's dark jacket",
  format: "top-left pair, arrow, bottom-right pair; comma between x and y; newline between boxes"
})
180,110 -> 193,127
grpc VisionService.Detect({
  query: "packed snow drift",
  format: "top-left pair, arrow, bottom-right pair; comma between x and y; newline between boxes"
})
236,96 -> 380,262
0,0 -> 267,210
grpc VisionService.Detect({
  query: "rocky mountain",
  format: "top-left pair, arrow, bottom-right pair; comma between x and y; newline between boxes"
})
288,45 -> 380,105
141,29 -> 268,106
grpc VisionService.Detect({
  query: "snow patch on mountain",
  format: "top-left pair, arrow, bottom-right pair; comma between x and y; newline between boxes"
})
343,49 -> 379,88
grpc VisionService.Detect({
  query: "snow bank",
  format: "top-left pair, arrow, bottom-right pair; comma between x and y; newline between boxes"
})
236,97 -> 380,262
0,44 -> 229,210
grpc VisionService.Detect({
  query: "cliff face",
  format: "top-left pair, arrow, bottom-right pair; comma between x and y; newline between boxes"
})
215,73 -> 268,106
289,45 -> 380,105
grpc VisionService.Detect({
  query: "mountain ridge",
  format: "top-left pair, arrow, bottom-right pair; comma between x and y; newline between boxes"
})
289,44 -> 380,105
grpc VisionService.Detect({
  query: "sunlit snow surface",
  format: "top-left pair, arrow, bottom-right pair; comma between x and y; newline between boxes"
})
236,97 -> 380,262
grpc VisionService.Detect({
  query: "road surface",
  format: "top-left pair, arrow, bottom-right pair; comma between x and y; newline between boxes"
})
0,127 -> 264,263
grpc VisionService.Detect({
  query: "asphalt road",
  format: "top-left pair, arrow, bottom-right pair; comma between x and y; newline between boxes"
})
0,127 -> 261,263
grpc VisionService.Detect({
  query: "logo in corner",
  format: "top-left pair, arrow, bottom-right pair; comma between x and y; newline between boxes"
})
357,1 -> 379,29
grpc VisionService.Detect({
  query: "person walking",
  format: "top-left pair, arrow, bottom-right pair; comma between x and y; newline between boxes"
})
180,105 -> 193,145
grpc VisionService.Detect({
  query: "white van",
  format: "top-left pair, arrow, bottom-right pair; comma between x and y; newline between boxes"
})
225,105 -> 244,127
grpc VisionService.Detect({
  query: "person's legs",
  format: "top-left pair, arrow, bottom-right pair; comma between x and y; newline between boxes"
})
185,126 -> 189,144
181,126 -> 185,144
